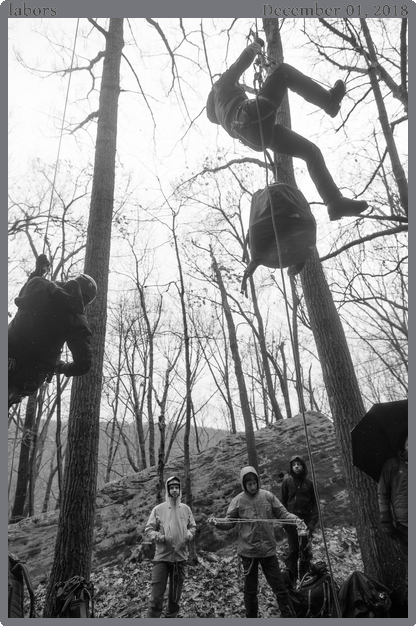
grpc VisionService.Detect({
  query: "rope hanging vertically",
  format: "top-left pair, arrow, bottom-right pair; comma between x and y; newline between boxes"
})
43,18 -> 80,257
250,30 -> 341,616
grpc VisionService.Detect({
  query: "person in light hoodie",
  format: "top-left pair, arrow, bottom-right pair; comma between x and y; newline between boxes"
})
209,466 -> 307,618
145,475 -> 196,618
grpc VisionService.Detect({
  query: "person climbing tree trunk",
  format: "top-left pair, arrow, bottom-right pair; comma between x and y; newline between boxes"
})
262,17 -> 407,616
43,19 -> 124,617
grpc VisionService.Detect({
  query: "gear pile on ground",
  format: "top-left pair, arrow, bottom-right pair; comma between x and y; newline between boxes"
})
29,526 -> 363,618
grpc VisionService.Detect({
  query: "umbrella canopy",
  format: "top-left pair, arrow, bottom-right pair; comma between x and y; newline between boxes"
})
351,400 -> 408,482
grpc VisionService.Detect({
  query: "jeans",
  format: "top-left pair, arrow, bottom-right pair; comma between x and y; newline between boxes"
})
147,561 -> 187,618
241,554 -> 294,618
233,63 -> 341,204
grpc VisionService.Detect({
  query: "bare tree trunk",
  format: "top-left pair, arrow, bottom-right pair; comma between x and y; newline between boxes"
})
360,19 -> 408,216
301,250 -> 407,613
263,17 -> 407,614
249,276 -> 284,419
43,19 -> 124,617
171,211 -> 197,564
10,392 -> 37,522
155,358 -> 178,503
211,248 -> 258,471
42,457 -> 58,513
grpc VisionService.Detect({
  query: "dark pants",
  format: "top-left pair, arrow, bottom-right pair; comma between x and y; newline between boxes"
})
8,357 -> 51,407
234,63 -> 341,204
394,522 -> 408,572
284,525 -> 311,581
147,561 -> 187,618
241,554 -> 294,618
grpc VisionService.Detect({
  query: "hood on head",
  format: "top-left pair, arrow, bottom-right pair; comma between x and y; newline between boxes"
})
240,466 -> 260,492
165,475 -> 182,502
289,455 -> 307,476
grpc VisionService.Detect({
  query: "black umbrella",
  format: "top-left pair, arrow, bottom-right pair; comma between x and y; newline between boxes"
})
351,399 -> 408,482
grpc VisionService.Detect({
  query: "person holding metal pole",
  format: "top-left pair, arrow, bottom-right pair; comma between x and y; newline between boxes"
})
208,466 -> 307,618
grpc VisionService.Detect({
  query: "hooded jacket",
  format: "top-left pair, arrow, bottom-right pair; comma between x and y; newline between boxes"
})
145,476 -> 196,562
206,44 -> 259,137
377,450 -> 408,527
281,455 -> 318,526
8,276 -> 92,377
216,466 -> 299,558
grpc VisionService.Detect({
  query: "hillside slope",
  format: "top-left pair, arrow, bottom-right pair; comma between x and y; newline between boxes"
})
9,411 -> 354,591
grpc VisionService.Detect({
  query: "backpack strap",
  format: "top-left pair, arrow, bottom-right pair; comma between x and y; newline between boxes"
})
9,555 -> 36,618
18,562 -> 36,617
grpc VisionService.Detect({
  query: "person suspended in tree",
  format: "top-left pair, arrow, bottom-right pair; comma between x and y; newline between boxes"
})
206,38 -> 369,222
8,254 -> 97,408
145,476 -> 196,618
208,466 -> 308,618
281,455 -> 319,581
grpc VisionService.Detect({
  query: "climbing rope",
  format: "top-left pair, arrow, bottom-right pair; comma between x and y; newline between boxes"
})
249,33 -> 341,615
43,18 -> 80,259
212,517 -> 301,525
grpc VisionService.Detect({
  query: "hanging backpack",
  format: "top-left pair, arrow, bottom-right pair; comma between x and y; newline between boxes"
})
334,570 -> 391,617
286,561 -> 336,618
241,183 -> 316,294
8,552 -> 36,618
55,575 -> 94,618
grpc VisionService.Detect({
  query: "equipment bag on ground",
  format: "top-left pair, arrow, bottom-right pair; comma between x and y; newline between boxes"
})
333,570 -> 391,617
241,183 -> 316,294
285,560 -> 336,618
8,552 -> 35,618
55,575 -> 94,618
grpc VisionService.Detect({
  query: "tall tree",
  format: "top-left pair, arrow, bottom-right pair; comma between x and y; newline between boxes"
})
43,19 -> 124,617
210,247 -> 258,470
263,17 -> 407,614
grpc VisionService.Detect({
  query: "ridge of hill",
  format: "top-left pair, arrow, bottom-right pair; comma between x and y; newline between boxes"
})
8,411 -> 353,590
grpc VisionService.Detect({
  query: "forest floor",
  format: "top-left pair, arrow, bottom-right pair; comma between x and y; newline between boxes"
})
31,526 -> 363,618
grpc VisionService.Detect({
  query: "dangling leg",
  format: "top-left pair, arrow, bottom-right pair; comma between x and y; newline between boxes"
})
260,63 -> 345,118
269,124 -> 368,220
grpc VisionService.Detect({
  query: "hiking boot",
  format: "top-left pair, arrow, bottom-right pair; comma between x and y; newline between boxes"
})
327,197 -> 369,221
326,80 -> 346,118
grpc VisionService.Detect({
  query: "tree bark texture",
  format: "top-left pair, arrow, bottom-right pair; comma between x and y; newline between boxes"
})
43,19 -> 124,617
301,251 -> 407,613
211,249 -> 258,471
10,392 -> 37,522
264,17 -> 407,614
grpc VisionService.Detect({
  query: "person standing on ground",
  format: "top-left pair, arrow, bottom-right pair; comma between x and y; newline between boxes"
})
145,475 -> 196,618
208,466 -> 307,618
281,455 -> 318,581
